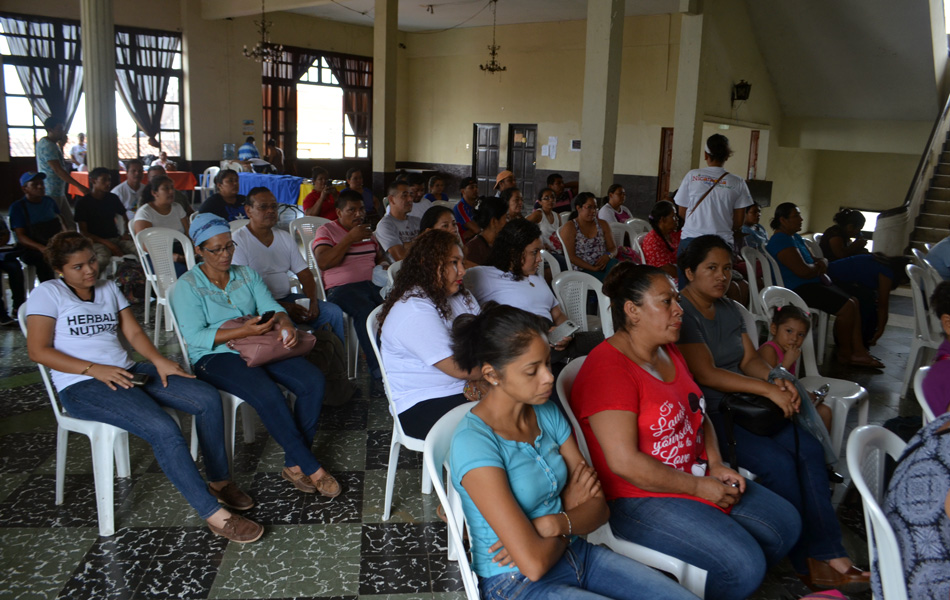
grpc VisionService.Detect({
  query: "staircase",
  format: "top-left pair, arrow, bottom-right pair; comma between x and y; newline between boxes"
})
910,141 -> 950,252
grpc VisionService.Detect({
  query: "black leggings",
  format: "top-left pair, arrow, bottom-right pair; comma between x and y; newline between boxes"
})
398,393 -> 469,439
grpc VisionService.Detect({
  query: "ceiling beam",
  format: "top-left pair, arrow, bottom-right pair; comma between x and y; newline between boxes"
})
201,0 -> 333,20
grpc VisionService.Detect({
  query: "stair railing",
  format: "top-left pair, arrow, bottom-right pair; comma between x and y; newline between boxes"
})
876,93 -> 950,255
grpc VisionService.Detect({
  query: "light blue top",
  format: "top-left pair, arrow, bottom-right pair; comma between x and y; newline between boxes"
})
449,401 -> 571,579
926,236 -> 950,280
741,223 -> 769,251
766,231 -> 818,290
170,264 -> 285,364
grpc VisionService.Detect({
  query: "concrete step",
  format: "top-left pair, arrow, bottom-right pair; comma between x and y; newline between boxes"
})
917,213 -> 950,229
924,199 -> 950,214
937,163 -> 950,175
911,227 -> 947,243
927,188 -> 950,201
942,151 -> 950,163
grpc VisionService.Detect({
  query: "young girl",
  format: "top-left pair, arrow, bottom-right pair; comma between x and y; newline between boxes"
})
757,305 -> 837,467
423,175 -> 449,203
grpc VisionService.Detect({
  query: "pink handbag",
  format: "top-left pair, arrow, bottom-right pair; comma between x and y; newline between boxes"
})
220,316 -> 316,367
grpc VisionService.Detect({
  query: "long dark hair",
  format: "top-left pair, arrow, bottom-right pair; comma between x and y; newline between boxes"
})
473,196 -> 507,229
451,302 -> 549,372
142,174 -> 174,205
602,262 -> 668,332
769,202 -> 799,231
677,234 -> 733,277
648,201 -> 677,254
487,219 -> 542,281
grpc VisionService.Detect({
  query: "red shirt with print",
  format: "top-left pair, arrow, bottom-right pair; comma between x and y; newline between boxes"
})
641,229 -> 681,268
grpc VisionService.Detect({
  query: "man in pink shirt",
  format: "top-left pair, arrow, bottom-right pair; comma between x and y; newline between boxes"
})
313,189 -> 385,394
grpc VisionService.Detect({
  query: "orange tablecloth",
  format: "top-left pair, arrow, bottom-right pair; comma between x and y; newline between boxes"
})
68,171 -> 198,196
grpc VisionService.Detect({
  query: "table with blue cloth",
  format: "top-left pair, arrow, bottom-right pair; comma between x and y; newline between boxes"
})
237,173 -> 304,205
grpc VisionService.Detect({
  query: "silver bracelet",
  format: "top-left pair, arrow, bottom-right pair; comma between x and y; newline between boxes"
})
559,510 -> 572,538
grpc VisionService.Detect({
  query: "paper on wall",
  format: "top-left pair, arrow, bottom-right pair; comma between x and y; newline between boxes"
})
548,136 -> 557,160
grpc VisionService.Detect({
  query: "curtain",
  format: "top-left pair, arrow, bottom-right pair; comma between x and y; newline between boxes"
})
324,55 -> 372,142
114,28 -> 180,148
0,15 -> 83,129
262,49 -> 322,164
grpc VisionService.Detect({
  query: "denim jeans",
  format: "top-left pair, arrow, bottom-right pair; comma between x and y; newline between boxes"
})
478,537 -> 698,600
609,481 -> 801,600
325,280 -> 382,379
195,352 -> 326,475
277,292 -> 345,342
57,363 -> 226,519
710,414 -> 847,573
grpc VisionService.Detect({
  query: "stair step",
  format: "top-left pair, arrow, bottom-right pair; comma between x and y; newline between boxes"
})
942,151 -> 950,163
933,175 -> 950,188
918,213 -> 950,229
927,188 -> 950,201
937,164 -> 950,175
911,227 -> 947,243
924,199 -> 950,214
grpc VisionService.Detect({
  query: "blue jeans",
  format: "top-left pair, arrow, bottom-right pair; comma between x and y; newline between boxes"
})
478,538 -> 698,600
58,363 -> 226,519
195,352 -> 326,474
609,481 -> 801,600
710,415 -> 847,573
325,280 -> 382,379
277,292 -> 346,342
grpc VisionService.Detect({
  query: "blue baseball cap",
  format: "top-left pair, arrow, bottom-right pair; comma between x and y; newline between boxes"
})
19,172 -> 46,186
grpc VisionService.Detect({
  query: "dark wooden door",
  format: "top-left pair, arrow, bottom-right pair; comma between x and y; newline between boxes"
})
656,127 -> 674,203
507,124 -> 537,201
473,123 -> 500,197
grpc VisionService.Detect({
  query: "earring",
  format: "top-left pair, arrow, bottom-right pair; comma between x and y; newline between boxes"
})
491,381 -> 498,386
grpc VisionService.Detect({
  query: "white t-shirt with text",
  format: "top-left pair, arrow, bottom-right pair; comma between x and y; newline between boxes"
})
375,214 -> 421,262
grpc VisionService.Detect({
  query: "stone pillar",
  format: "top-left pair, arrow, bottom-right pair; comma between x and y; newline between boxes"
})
372,0 -> 398,193
671,12 -> 704,185
579,0 -> 624,197
80,0 -> 119,170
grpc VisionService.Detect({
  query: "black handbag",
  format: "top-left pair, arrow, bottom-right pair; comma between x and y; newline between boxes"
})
720,392 -> 788,468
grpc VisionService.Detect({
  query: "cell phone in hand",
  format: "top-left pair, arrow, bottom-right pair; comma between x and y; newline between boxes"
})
130,373 -> 150,387
258,310 -> 276,325
549,320 -> 580,346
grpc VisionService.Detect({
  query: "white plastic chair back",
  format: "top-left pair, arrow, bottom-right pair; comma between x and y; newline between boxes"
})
911,247 -> 928,268
366,305 -> 431,520
912,366 -> 939,425
760,286 -> 819,377
137,228 -> 195,296
290,216 -> 331,270
552,271 -> 604,332
624,217 -> 651,235
812,232 -> 823,246
846,426 -> 908,600
557,211 -> 572,224
907,264 -> 942,346
633,232 -> 649,263
423,403 -> 480,600
608,222 -> 628,249
432,200 -> 456,209
387,260 -> 403,289
229,219 -> 249,232
741,247 -> 771,320
554,357 -> 707,597
539,249 -> 561,278
802,237 -> 823,260
734,301 -> 761,349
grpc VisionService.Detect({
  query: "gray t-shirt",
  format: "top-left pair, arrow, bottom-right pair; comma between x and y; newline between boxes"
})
375,214 -> 420,262
678,296 -> 746,413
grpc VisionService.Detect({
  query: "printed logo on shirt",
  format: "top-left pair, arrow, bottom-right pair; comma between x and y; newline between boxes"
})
690,173 -> 736,189
66,312 -> 118,336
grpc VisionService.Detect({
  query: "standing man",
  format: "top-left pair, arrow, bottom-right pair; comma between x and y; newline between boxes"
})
9,172 -> 65,283
112,158 -> 146,222
375,181 -> 420,263
36,116 -> 86,231
69,133 -> 87,171
238,136 -> 260,160
264,139 -> 284,174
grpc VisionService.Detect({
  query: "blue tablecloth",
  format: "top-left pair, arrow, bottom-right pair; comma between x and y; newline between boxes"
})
237,173 -> 304,205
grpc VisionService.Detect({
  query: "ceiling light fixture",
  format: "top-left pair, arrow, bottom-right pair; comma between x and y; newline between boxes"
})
479,0 -> 507,74
243,0 -> 284,63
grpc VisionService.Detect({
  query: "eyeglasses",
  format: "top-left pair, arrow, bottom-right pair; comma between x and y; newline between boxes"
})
202,241 -> 238,255
253,203 -> 279,212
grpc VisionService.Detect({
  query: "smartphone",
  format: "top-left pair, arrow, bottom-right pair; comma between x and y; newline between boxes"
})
258,310 -> 276,325
549,320 -> 580,345
130,373 -> 150,387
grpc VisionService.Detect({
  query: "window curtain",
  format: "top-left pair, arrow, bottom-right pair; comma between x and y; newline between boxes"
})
324,55 -> 372,142
262,49 -> 322,165
0,15 -> 83,129
114,28 -> 180,148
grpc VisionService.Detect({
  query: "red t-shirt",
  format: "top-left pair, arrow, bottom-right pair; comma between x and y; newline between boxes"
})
302,190 -> 338,220
641,229 -> 681,268
571,341 -> 725,511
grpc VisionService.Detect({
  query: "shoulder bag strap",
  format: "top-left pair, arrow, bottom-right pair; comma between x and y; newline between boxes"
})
687,172 -> 728,218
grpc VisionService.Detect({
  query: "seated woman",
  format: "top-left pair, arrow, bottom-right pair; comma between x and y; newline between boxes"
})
676,234 -> 870,591
133,174 -> 191,277
423,174 -> 449,203
378,229 -> 481,438
199,169 -> 248,222
597,184 -> 633,224
464,219 -> 599,362
501,187 -> 525,222
171,214 -> 339,498
740,203 -> 768,251
303,166 -> 338,220
766,203 -> 883,366
526,187 -> 567,271
571,262 -> 800,600
26,232 -> 263,542
641,200 -> 681,278
448,303 -> 697,600
922,281 -> 950,416
463,196 -> 508,268
559,192 -> 619,281
419,204 -> 459,238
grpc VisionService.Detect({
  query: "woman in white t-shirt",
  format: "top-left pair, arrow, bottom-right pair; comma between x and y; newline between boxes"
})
133,174 -> 191,277
597,184 -> 633,224
378,229 -> 481,439
25,232 -> 263,543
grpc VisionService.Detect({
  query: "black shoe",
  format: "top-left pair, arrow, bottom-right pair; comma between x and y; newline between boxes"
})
370,378 -> 385,398
827,467 -> 844,484
0,314 -> 15,326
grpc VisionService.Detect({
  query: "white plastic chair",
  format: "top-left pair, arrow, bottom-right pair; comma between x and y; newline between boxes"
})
551,271 -> 608,333
607,222 -> 629,250
633,232 -> 648,264
903,264 -> 943,399
912,366 -> 938,426
432,200 -> 456,209
802,237 -> 824,260
624,217 -> 651,236
555,357 -> 708,597
229,219 -> 249,232
539,249 -> 561,279
289,216 -> 331,264
386,260 -> 403,289
845,425 -> 908,600
557,211 -> 572,224
136,228 -> 196,345
423,403 -> 481,600
366,305 -> 432,520
194,166 -> 219,205
740,247 -> 774,324
105,215 -> 138,280
129,221 -> 159,325
760,286 -> 869,458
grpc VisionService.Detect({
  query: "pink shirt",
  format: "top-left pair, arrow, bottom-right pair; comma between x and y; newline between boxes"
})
312,220 -> 378,289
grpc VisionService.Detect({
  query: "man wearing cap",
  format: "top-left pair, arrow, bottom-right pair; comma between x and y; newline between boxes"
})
231,187 -> 345,342
36,116 -> 86,231
493,170 -> 516,197
453,176 -> 480,242
10,172 -> 65,283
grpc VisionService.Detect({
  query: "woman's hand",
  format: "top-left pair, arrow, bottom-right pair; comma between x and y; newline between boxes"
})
708,462 -> 745,493
594,254 -> 609,271
88,364 -> 135,391
548,325 -> 572,351
561,461 -> 602,510
765,380 -> 797,418
780,346 -> 801,370
694,475 -> 741,509
488,540 -> 515,566
279,325 -> 298,349
238,316 -> 275,339
153,357 -> 195,387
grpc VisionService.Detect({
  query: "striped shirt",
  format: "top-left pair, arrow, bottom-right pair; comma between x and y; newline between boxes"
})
312,220 -> 378,289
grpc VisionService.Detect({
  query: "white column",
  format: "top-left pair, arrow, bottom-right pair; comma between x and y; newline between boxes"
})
671,12 -> 704,185
579,0 -> 624,197
80,0 -> 119,170
372,0 -> 397,187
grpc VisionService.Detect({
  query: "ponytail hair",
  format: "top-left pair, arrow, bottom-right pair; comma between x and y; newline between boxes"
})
451,302 -> 549,372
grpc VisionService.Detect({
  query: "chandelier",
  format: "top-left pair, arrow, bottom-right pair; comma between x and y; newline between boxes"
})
243,0 -> 284,63
480,0 -> 507,74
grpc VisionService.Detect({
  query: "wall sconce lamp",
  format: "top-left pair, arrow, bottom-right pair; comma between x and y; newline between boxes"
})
732,80 -> 751,108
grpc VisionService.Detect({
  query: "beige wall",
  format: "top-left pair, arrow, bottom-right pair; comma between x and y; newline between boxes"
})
0,0 -> 183,30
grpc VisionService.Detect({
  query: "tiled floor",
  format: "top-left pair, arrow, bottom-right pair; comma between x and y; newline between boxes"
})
0,291 -> 921,599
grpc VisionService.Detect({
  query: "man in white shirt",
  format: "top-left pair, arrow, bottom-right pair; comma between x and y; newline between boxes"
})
231,187 -> 345,342
69,133 -> 87,171
111,159 -> 146,222
375,181 -> 420,263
